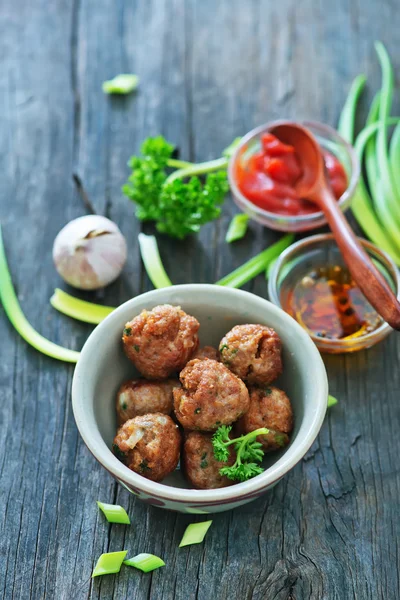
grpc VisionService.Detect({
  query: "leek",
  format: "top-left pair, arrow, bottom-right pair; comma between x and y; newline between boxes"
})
225,213 -> 249,243
92,551 -> 127,577
96,501 -> 130,525
123,553 -> 165,572
216,234 -> 294,288
179,521 -> 213,547
138,233 -> 173,289
375,42 -> 400,225
0,226 -> 80,363
50,288 -> 114,324
328,395 -> 338,408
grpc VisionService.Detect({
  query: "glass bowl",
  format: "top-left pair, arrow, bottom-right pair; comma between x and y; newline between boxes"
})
268,234 -> 400,353
228,120 -> 360,232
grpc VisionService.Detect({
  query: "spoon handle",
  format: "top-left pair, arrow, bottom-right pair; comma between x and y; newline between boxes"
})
319,186 -> 400,330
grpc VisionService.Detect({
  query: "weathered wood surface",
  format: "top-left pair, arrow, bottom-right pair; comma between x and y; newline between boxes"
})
1,1 -> 399,598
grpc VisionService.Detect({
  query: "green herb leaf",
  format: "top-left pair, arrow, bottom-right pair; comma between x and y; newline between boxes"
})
179,521 -> 213,547
123,327 -> 132,336
92,551 -> 127,577
102,74 -> 139,95
96,501 -> 130,525
123,553 -> 165,572
212,426 -> 269,482
112,443 -> 127,463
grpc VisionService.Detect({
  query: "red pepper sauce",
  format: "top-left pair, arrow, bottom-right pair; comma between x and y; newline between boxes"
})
235,133 -> 348,216
284,265 -> 383,339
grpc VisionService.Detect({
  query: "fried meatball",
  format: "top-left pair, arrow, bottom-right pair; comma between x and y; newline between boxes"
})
112,413 -> 181,482
183,432 -> 235,489
122,304 -> 200,379
219,324 -> 282,385
191,345 -> 219,361
116,378 -> 178,425
174,358 -> 250,431
235,386 -> 293,451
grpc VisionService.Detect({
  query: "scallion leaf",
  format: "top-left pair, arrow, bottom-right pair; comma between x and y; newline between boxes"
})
102,74 -> 139,95
216,234 -> 294,288
390,122 -> 400,199
179,521 -> 213,547
0,226 -> 80,363
225,213 -> 249,243
96,501 -> 130,525
375,42 -> 400,225
337,74 -> 367,143
50,288 -> 114,324
328,395 -> 338,408
92,551 -> 127,577
138,233 -> 173,289
123,553 -> 165,572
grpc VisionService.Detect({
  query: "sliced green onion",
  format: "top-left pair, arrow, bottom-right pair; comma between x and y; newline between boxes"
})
96,501 -> 130,524
375,42 -> 400,224
0,226 -> 80,363
102,74 -> 139,95
225,214 -> 249,243
179,521 -> 213,548
364,92 -> 381,207
92,551 -> 127,577
390,122 -> 400,199
337,74 -> 367,143
50,288 -> 114,324
328,394 -> 338,408
123,553 -> 165,572
138,233 -> 173,289
167,158 -> 193,169
216,234 -> 294,288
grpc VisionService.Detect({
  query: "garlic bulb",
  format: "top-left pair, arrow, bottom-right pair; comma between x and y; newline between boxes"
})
53,215 -> 127,290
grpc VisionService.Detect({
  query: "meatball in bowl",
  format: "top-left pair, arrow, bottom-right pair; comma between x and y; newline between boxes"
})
72,284 -> 328,513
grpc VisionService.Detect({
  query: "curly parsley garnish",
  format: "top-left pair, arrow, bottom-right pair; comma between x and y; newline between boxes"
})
212,425 -> 269,482
122,136 -> 232,239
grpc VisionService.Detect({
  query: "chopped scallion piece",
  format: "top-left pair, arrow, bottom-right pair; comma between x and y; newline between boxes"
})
179,521 -> 213,547
0,226 -> 80,363
92,551 -> 127,577
328,395 -> 338,407
138,233 -> 173,289
225,214 -> 249,243
265,257 -> 278,280
102,74 -> 139,95
96,501 -> 130,524
123,553 -> 165,572
50,288 -> 114,324
328,395 -> 338,408
216,234 -> 294,288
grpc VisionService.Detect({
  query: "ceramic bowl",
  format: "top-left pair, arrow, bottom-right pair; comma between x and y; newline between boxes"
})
72,284 -> 328,513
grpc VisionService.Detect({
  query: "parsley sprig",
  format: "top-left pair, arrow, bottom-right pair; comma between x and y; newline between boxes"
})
212,425 -> 269,482
122,136 -> 240,239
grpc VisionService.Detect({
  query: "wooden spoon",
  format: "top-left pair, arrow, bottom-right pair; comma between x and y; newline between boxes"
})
270,121 -> 400,331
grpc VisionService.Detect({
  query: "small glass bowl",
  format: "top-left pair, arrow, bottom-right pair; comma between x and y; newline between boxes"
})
268,234 -> 400,353
228,120 -> 360,232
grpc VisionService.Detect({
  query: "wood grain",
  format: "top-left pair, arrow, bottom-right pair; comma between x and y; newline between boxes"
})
0,1 -> 399,599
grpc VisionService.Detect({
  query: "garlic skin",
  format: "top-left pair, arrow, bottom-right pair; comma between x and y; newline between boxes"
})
53,215 -> 127,290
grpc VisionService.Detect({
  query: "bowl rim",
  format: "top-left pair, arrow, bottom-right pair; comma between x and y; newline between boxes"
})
228,119 -> 360,224
268,233 -> 400,348
72,284 -> 328,504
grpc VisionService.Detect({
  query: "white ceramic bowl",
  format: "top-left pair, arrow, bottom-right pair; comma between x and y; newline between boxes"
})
72,285 -> 328,513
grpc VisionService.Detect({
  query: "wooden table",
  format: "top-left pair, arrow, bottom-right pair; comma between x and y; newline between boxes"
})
1,1 -> 399,598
